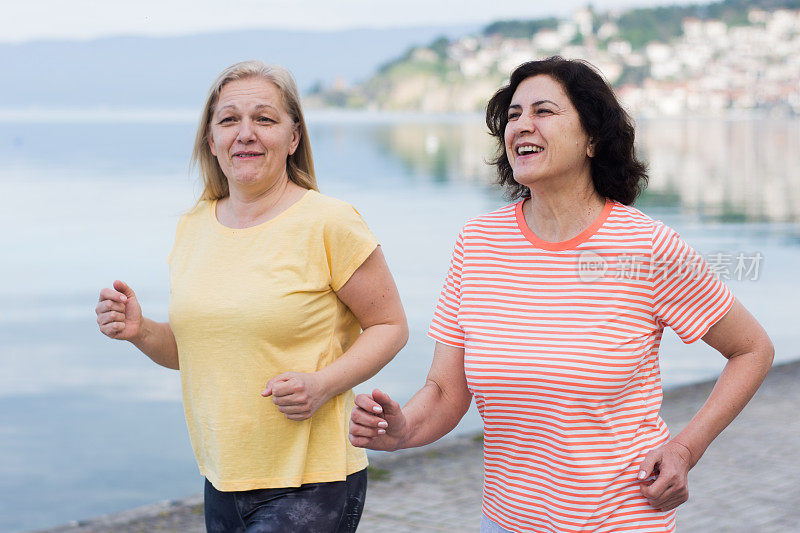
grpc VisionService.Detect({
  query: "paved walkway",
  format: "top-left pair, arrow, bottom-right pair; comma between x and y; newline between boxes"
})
40,360 -> 800,532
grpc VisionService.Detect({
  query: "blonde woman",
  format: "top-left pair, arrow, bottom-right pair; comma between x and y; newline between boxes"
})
96,61 -> 408,532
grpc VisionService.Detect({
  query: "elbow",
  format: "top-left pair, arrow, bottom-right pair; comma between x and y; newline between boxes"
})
741,333 -> 775,381
398,318 -> 410,351
386,318 -> 409,364
761,336 -> 775,375
361,316 -> 408,365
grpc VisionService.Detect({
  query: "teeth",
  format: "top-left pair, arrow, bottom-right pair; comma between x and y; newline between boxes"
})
517,145 -> 543,155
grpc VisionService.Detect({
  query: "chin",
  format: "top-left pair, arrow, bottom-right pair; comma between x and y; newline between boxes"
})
513,174 -> 544,188
229,173 -> 261,185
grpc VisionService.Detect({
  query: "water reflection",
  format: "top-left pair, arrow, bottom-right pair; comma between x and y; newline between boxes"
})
363,120 -> 496,184
356,116 -> 800,222
639,119 -> 800,223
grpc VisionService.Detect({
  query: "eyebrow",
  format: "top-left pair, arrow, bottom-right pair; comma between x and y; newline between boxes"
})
216,103 -> 279,114
508,100 -> 560,111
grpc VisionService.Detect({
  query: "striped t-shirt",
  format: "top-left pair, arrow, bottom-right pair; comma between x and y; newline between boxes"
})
428,198 -> 734,533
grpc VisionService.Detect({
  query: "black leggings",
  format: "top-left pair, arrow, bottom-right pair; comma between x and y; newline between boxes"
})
204,469 -> 368,533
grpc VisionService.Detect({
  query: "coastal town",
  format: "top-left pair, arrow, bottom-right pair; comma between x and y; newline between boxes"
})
311,4 -> 800,116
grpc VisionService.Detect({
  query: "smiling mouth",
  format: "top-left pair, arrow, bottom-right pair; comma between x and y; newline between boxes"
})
516,144 -> 544,156
233,152 -> 263,158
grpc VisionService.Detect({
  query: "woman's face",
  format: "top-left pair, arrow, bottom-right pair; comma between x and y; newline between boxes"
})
504,75 -> 594,190
207,77 -> 299,193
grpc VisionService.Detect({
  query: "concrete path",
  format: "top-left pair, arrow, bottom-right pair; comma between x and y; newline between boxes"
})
38,360 -> 800,532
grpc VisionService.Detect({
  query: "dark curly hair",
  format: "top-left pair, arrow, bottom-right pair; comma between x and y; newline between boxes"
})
486,56 -> 647,205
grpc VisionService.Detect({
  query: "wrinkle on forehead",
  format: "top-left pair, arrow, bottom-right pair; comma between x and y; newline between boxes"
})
217,102 -> 280,113
212,78 -> 284,116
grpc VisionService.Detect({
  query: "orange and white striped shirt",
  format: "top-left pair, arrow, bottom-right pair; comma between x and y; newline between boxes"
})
428,198 -> 734,533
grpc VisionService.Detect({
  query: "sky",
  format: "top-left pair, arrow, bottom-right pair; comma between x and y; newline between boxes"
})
5,0 -> 705,43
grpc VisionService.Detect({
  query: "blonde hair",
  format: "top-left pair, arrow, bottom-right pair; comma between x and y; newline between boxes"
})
191,61 -> 317,200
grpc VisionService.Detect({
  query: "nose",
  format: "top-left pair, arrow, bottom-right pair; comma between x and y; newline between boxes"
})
236,118 -> 256,143
511,111 -> 536,136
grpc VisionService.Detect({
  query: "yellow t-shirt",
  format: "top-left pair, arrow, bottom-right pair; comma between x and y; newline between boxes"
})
167,190 -> 376,491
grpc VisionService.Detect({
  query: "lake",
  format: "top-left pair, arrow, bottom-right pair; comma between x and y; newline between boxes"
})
0,112 -> 798,532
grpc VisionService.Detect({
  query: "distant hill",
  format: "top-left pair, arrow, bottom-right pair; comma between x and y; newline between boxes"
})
614,0 -> 800,47
308,0 -> 800,114
0,25 -> 476,108
480,0 -> 800,46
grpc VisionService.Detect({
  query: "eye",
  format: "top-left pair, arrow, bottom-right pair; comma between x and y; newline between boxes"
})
257,116 -> 275,124
535,108 -> 553,116
507,112 -> 520,121
218,116 -> 235,124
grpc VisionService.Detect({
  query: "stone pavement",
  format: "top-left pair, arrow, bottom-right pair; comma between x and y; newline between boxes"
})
39,360 -> 800,533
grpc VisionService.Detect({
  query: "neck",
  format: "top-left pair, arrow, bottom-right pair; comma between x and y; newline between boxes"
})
218,172 -> 305,228
523,175 -> 606,243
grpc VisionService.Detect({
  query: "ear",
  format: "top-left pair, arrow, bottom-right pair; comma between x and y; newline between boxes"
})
586,139 -> 595,158
207,129 -> 217,157
289,125 -> 300,156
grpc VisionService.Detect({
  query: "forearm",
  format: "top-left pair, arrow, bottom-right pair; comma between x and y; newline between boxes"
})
398,378 -> 471,449
315,321 -> 408,399
130,318 -> 179,370
672,346 -> 773,466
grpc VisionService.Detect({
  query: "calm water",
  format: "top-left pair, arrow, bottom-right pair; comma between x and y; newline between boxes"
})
1,113 -> 799,532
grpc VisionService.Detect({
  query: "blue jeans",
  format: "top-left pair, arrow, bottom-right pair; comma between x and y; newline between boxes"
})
481,514 -> 514,533
204,469 -> 368,532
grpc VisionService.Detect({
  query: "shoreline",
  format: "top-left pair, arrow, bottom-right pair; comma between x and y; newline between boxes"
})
35,359 -> 800,532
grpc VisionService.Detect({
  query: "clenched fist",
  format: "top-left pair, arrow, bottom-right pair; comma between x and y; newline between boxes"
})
96,280 -> 143,341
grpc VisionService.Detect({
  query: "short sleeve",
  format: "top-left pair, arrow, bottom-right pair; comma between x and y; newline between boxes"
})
427,231 -> 466,348
324,203 -> 379,291
650,223 -> 735,344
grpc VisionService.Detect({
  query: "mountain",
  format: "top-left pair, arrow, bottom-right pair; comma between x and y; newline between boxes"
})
0,25 -> 476,108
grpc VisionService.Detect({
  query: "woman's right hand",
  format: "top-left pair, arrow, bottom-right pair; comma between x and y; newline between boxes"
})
349,389 -> 407,451
96,280 -> 143,341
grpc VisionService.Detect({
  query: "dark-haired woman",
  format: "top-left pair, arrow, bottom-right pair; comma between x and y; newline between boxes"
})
349,57 -> 773,532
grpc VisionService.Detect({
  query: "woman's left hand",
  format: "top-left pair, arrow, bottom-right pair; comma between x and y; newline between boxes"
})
262,372 -> 329,421
637,440 -> 694,511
